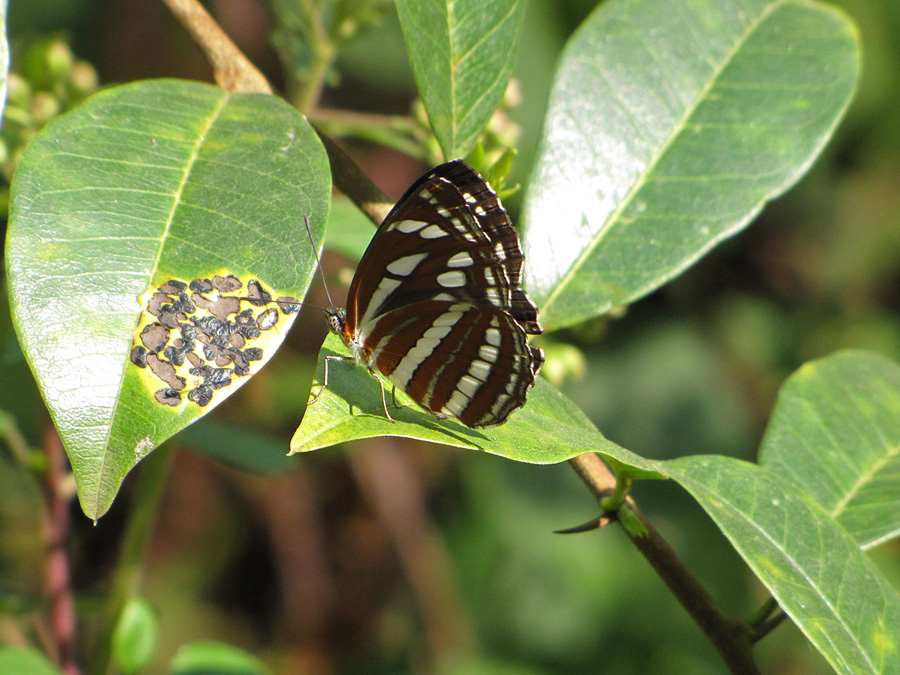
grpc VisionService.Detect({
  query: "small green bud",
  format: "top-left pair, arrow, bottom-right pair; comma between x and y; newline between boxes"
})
69,61 -> 100,98
45,40 -> 74,81
616,505 -> 648,538
538,342 -> 587,389
502,79 -> 522,109
465,142 -> 485,172
30,92 -> 61,125
492,147 -> 516,183
6,73 -> 32,107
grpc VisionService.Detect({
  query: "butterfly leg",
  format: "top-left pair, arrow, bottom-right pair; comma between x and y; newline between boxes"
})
370,370 -> 396,423
390,385 -> 404,410
308,354 -> 350,405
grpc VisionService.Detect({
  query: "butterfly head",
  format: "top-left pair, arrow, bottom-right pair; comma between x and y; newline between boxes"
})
326,307 -> 346,336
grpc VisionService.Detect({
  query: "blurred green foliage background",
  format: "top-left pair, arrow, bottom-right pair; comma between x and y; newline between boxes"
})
1,1 -> 898,673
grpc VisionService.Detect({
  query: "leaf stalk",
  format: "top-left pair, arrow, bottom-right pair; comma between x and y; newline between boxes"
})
569,453 -> 761,675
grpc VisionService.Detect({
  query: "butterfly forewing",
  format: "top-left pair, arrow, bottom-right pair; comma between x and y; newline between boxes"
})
350,183 -> 508,328
335,160 -> 543,428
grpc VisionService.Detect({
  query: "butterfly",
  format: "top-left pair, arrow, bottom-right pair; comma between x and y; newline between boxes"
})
323,160 -> 543,428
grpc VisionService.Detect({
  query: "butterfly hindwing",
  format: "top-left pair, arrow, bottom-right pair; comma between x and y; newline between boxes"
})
362,300 -> 539,427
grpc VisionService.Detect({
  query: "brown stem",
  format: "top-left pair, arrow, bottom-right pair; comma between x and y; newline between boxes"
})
568,451 -> 616,496
309,108 -> 415,130
91,444 -> 174,675
239,470 -> 335,671
569,453 -> 760,675
626,505 -> 759,674
42,425 -> 81,675
314,130 -> 393,226
349,441 -> 475,662
162,0 -> 393,226
161,0 -> 272,94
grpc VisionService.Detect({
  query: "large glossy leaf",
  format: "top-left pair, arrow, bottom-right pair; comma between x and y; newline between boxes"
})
290,334 -> 661,476
396,0 -> 525,159
522,0 -> 860,331
759,351 -> 900,549
6,79 -> 330,519
663,455 -> 900,675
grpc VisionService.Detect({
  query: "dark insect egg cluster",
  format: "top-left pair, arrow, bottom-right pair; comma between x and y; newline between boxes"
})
130,276 -> 299,407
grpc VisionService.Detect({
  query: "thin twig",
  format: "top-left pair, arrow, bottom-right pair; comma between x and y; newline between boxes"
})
0,409 -> 32,465
568,451 -> 617,496
161,0 -> 271,94
162,0 -> 393,226
309,108 -> 424,160
752,611 -> 789,643
309,108 -> 416,130
569,453 -> 760,675
314,129 -> 393,225
42,426 -> 80,675
91,444 -> 174,675
746,595 -> 779,629
294,28 -> 334,113
349,442 -> 476,661
163,0 -> 391,224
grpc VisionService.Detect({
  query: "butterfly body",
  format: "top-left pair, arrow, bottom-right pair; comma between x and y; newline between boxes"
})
327,160 -> 543,428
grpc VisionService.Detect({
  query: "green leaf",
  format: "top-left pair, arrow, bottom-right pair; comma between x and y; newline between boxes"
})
396,0 -> 526,159
662,455 -> 900,675
290,334 -> 661,476
112,596 -> 158,674
169,641 -> 272,675
522,0 -> 860,331
323,195 -> 374,262
5,79 -> 331,519
0,647 -> 61,675
180,418 -> 291,474
759,350 -> 900,549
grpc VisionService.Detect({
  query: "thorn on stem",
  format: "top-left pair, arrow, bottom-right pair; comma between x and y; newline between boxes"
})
553,513 -> 615,535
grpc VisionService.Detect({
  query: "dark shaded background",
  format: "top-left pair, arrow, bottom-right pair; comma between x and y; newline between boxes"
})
2,1 -> 899,673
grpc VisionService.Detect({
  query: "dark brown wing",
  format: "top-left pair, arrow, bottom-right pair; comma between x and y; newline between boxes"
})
365,300 -> 543,427
345,160 -> 541,338
340,160 -> 543,427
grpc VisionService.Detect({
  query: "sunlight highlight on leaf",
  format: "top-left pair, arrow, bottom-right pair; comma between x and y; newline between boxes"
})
6,79 -> 330,518
523,0 -> 859,330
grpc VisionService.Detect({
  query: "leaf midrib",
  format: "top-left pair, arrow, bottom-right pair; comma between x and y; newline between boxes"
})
445,0 -> 458,154
91,91 -> 231,518
540,0 -> 788,316
681,464 -> 878,673
825,397 -> 900,539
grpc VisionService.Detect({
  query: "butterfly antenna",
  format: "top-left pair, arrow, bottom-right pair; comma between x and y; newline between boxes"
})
305,214 -> 337,312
